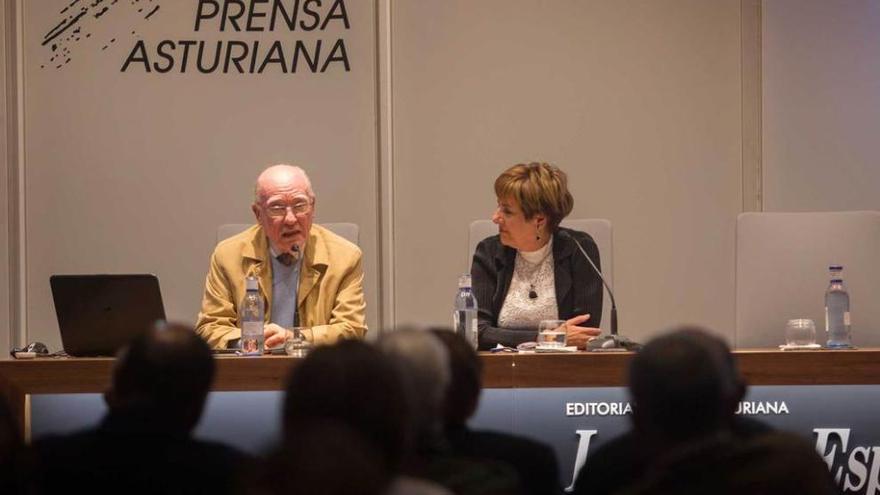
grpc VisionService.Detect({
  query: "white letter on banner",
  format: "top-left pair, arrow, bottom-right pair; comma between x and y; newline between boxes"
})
865,446 -> 880,495
814,428 -> 850,484
843,446 -> 869,492
564,430 -> 598,492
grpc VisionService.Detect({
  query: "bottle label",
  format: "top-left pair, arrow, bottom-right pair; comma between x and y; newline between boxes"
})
469,316 -> 479,348
242,320 -> 262,337
241,321 -> 263,355
844,312 -> 851,326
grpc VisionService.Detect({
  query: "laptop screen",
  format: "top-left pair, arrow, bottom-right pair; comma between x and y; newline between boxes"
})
50,274 -> 166,357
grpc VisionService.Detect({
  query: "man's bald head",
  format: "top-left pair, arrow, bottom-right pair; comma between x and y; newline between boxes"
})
254,165 -> 313,204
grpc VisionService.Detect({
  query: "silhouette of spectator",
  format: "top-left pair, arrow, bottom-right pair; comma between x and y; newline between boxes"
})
31,322 -> 251,495
629,328 -> 748,443
378,328 -> 524,495
255,419 -> 387,495
431,329 -> 562,495
615,328 -> 836,494
0,394 -> 24,494
282,338 -> 450,495
377,328 -> 451,455
617,431 -> 837,495
283,339 -> 409,480
573,327 -> 762,495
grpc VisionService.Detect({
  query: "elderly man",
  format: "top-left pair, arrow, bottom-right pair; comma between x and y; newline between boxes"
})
196,164 -> 367,349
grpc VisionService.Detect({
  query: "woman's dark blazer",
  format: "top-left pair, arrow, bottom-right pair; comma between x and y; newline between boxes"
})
470,227 -> 604,350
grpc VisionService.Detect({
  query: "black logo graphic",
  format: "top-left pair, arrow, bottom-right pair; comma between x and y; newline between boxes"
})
41,0 -> 162,70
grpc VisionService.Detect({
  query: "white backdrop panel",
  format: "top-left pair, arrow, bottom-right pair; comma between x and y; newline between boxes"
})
22,0 -> 379,350
763,0 -> 880,212
392,0 -> 744,343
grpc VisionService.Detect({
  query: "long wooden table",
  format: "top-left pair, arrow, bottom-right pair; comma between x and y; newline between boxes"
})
2,349 -> 879,440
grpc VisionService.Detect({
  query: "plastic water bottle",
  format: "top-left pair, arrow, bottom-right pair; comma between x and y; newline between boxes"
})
240,275 -> 264,355
453,274 -> 479,350
825,265 -> 852,349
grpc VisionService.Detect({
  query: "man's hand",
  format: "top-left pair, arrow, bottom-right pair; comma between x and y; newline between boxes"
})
565,314 -> 602,350
264,323 -> 290,349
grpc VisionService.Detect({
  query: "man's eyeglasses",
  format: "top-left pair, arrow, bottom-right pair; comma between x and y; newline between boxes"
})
265,201 -> 313,218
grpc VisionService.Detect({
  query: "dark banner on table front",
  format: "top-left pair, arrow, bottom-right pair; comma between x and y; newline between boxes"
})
32,385 -> 880,494
470,385 -> 880,493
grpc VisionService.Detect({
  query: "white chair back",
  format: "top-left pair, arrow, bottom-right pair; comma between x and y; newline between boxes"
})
468,219 -> 613,332
735,211 -> 880,348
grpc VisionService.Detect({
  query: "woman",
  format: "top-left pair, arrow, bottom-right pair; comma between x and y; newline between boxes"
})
471,162 -> 603,350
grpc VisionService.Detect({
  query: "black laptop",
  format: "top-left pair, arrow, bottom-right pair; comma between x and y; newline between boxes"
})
50,274 -> 166,357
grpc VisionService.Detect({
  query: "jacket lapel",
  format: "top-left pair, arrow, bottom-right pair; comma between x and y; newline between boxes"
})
553,229 -> 574,307
298,227 -> 328,309
493,245 -> 516,315
242,226 -> 272,319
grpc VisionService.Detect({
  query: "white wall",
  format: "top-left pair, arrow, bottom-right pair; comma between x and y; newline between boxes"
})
763,0 -> 880,211
4,0 -> 767,348
392,0 -> 745,342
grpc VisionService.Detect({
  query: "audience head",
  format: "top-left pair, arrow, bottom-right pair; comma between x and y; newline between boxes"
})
105,322 -> 215,434
430,328 -> 483,428
628,327 -> 745,443
492,162 -> 573,249
283,339 -> 410,474
377,328 -> 451,450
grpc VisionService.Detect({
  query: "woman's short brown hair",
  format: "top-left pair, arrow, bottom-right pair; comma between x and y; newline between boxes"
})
494,162 -> 574,230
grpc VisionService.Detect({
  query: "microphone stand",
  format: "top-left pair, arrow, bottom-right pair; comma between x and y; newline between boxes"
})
291,244 -> 301,327
560,231 -> 640,351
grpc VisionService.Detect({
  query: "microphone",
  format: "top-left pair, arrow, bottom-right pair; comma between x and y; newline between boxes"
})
291,244 -> 301,327
558,230 -> 640,351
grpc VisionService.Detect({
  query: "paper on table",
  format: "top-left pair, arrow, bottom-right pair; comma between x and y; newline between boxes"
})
535,346 -> 578,353
778,343 -> 823,351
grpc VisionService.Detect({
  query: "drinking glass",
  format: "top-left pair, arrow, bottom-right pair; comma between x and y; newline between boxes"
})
284,327 -> 312,357
785,319 -> 816,347
537,320 -> 567,348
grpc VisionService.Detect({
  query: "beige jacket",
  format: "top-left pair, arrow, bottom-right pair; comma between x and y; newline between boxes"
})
195,224 -> 367,349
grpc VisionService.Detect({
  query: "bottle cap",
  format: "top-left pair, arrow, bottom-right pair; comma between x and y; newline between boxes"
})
831,279 -> 843,283
458,274 -> 472,288
246,276 -> 259,291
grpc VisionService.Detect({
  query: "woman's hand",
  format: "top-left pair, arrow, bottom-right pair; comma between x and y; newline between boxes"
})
565,314 -> 602,350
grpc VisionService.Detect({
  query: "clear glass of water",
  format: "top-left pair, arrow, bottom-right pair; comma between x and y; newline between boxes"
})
284,327 -> 312,357
538,320 -> 567,348
785,319 -> 816,347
